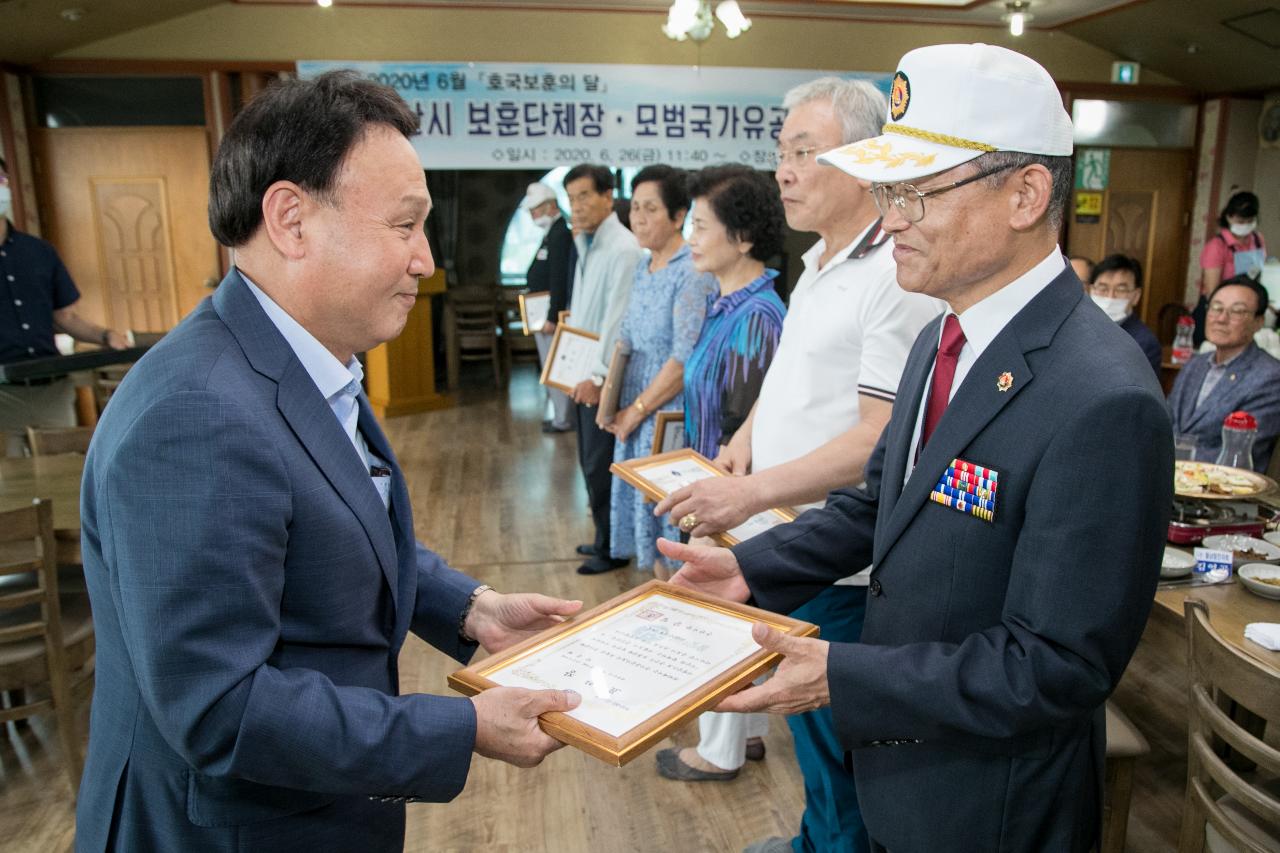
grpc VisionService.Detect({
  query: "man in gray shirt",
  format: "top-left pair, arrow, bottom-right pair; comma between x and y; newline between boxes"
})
562,164 -> 642,574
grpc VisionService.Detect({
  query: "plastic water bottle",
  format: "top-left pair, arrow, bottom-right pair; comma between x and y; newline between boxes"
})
1171,316 -> 1195,365
1215,411 -> 1257,469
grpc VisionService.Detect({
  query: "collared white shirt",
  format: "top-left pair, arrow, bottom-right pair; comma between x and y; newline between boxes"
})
751,225 -> 941,585
242,272 -> 390,508
570,212 -> 643,376
754,224 -> 941,487
905,248 -> 1066,483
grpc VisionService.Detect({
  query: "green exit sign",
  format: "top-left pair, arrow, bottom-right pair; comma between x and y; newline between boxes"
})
1111,62 -> 1140,84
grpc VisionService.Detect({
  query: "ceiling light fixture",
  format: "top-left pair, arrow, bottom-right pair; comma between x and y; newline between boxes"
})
664,0 -> 751,43
1004,1 -> 1032,37
316,0 -> 333,7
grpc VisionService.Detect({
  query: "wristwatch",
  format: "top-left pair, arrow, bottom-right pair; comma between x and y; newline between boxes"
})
590,374 -> 604,387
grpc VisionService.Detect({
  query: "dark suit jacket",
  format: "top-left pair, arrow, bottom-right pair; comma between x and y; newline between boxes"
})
1119,312 -> 1162,375
1167,342 -> 1280,471
527,215 -> 575,319
76,271 -> 481,852
733,269 -> 1172,853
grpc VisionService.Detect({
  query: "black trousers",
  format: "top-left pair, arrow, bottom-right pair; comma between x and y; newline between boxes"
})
575,402 -> 616,555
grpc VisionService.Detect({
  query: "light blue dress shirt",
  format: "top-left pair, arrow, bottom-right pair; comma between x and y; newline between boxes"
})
242,272 -> 391,508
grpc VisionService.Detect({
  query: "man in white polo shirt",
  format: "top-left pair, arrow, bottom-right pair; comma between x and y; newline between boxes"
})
655,78 -> 939,853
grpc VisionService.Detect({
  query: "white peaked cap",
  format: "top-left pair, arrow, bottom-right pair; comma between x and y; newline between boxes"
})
817,43 -> 1074,184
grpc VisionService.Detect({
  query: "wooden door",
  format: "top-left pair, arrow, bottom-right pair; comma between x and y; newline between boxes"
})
32,127 -> 219,332
1066,148 -> 1194,340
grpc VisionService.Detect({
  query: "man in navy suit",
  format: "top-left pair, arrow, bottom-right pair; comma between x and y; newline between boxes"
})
77,71 -> 583,852
661,44 -> 1172,852
1168,274 -> 1280,471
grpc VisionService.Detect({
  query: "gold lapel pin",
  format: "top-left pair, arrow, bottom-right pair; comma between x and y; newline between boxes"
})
997,371 -> 1013,392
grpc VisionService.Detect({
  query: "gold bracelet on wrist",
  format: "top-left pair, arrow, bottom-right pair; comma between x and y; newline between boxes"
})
633,399 -> 647,416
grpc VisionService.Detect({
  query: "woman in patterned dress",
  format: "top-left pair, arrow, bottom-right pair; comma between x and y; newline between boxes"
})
605,166 -> 717,579
654,164 -> 787,784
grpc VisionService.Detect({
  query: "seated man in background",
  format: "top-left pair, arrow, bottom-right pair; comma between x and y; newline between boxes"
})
1088,253 -> 1161,374
1168,274 -> 1280,470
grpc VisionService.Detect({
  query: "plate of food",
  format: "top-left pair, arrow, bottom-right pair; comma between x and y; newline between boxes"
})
1237,563 -> 1280,600
1174,461 -> 1276,499
1202,534 -> 1280,567
1160,546 -> 1196,579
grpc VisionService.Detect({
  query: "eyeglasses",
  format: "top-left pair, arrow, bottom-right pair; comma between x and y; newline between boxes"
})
775,146 -> 819,168
1089,283 -> 1136,298
1207,302 -> 1258,320
871,163 -> 1017,224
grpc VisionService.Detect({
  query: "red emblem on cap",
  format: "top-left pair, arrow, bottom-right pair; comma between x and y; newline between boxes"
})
890,71 -> 910,122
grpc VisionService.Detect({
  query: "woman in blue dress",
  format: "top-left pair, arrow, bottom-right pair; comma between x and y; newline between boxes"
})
655,164 -> 786,784
605,165 -> 718,579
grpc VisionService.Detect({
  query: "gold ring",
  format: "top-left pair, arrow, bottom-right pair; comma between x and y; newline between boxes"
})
680,513 -> 698,531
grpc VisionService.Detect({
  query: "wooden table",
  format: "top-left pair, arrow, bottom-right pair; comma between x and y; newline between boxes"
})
0,453 -> 85,562
1153,578 -> 1279,665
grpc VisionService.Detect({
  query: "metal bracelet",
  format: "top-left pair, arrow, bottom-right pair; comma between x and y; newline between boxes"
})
458,584 -> 494,643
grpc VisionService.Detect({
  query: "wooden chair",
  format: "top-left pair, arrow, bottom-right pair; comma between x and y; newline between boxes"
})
91,365 -> 129,413
25,425 -> 93,457
1178,599 -> 1280,852
444,286 -> 507,390
0,499 -> 96,797
1102,700 -> 1149,853
502,289 -> 539,365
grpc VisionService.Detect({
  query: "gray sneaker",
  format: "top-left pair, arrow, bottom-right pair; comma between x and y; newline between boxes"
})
742,838 -> 792,853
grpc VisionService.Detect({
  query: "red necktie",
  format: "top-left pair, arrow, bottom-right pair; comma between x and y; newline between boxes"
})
921,314 -> 966,447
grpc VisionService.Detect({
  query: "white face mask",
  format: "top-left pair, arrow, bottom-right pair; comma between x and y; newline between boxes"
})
0,186 -> 10,221
531,214 -> 554,231
1230,221 -> 1257,238
1091,293 -> 1132,323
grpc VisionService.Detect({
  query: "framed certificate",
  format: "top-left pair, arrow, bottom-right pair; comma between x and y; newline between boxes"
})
595,342 -> 629,427
518,291 -> 550,335
651,410 -> 686,456
611,448 -> 797,547
539,323 -> 601,394
448,580 -> 817,766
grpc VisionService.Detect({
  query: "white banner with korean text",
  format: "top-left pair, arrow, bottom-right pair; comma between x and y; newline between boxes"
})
296,61 -> 891,171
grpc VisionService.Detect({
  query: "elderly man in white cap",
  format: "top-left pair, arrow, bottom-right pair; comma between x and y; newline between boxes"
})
660,43 -> 1172,852
521,181 -> 576,432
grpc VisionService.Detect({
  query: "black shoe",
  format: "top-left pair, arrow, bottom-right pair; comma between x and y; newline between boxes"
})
576,556 -> 630,575
541,422 -> 572,434
575,544 -> 597,557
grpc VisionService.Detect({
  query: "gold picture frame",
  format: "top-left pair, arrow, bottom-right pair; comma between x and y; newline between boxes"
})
611,448 -> 797,547
651,410 -> 686,456
538,322 -> 601,394
447,580 -> 817,766
518,291 -> 551,336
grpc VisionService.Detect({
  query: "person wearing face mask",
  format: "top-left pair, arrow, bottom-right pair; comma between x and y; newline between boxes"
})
521,181 -> 575,433
1193,191 -> 1266,346
1087,253 -> 1160,374
0,155 -> 131,456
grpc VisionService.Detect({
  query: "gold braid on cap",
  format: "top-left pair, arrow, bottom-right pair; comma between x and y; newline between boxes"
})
883,124 -> 997,152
